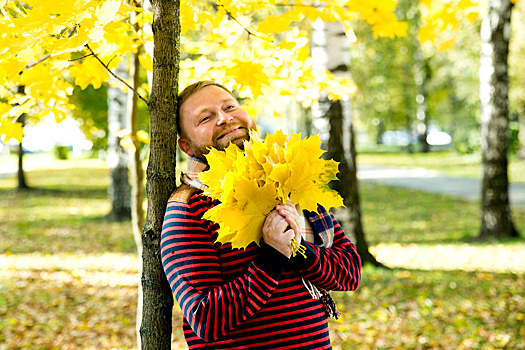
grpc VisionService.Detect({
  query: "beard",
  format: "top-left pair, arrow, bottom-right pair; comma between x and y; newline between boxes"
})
190,121 -> 255,161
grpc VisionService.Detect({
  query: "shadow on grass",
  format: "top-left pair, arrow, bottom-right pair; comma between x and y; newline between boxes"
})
0,186 -> 107,200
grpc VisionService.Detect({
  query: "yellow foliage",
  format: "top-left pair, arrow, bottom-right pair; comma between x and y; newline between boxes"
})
0,116 -> 24,143
199,129 -> 344,250
418,0 -> 479,46
136,130 -> 150,144
139,53 -> 153,72
227,60 -> 270,98
68,57 -> 110,90
256,10 -> 304,35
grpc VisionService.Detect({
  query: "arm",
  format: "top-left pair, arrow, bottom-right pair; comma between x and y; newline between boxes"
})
161,199 -> 289,342
292,214 -> 362,292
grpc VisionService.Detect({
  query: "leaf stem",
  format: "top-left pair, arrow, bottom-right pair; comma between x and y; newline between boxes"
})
291,238 -> 307,258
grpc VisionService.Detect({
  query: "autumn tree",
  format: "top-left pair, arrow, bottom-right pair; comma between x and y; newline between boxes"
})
478,0 -> 520,239
310,19 -> 383,266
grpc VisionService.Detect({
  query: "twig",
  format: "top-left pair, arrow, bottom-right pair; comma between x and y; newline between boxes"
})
216,2 -> 273,42
85,44 -> 149,106
69,53 -> 94,62
21,25 -> 79,72
23,54 -> 51,70
106,55 -> 117,67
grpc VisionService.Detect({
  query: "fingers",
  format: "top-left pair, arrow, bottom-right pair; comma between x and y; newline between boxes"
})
276,201 -> 301,240
262,210 -> 295,258
263,210 -> 288,234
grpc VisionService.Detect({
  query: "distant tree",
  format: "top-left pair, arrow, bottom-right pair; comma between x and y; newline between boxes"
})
106,62 -> 132,222
312,20 -> 383,267
509,0 -> 525,159
479,0 -> 520,239
15,86 -> 28,190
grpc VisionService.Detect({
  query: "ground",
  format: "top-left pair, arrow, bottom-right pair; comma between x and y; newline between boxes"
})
0,153 -> 524,349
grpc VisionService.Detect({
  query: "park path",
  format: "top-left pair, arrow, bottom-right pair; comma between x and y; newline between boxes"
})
357,164 -> 525,209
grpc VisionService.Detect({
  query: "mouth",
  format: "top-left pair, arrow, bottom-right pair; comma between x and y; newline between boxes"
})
217,126 -> 243,140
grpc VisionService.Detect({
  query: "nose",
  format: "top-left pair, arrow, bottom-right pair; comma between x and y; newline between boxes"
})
216,109 -> 233,125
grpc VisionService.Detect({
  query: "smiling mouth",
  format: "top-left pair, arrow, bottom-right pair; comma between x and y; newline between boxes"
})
217,126 -> 243,140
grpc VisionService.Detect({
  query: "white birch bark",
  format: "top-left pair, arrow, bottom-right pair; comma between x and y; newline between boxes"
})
107,60 -> 131,220
479,0 -> 518,238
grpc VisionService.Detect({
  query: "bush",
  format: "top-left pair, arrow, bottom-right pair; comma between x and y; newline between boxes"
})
53,145 -> 69,160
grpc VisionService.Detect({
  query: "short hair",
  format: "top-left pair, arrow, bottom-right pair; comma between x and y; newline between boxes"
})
177,80 -> 235,136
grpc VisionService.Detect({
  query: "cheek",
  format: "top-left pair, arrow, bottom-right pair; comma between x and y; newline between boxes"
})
193,125 -> 215,143
238,111 -> 254,127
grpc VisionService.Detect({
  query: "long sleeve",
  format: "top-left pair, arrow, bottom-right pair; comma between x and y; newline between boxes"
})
160,196 -> 290,342
292,214 -> 361,292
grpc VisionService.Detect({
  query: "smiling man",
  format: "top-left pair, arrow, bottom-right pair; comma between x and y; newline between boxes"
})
177,81 -> 256,158
160,80 -> 362,349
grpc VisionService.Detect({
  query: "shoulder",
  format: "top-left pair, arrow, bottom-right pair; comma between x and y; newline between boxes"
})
168,183 -> 197,204
165,184 -> 215,217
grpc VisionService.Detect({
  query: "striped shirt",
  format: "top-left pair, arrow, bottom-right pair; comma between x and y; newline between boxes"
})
161,189 -> 361,349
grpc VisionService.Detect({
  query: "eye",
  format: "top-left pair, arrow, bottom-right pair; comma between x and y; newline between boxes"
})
225,104 -> 236,111
199,115 -> 211,124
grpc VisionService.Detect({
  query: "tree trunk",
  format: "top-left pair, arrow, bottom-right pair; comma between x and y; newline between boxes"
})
403,82 -> 414,154
479,0 -> 519,239
127,22 -> 146,348
313,20 -> 383,267
16,86 -> 28,190
518,112 -> 525,160
415,54 -> 430,153
140,0 -> 179,348
17,114 -> 28,190
326,101 -> 384,267
106,61 -> 132,221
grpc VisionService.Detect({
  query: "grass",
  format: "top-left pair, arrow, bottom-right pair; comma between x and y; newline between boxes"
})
1,154 -> 524,349
357,150 -> 525,184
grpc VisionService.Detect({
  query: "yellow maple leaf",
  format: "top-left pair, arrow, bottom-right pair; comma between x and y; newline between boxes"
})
94,0 -> 121,27
204,179 -> 279,250
68,57 -> 109,90
200,129 -> 344,250
0,116 -> 24,143
227,60 -> 270,99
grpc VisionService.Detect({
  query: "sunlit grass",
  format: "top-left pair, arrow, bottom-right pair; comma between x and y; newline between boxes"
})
330,266 -> 525,350
358,151 -> 525,184
1,154 -> 524,349
360,182 -> 525,245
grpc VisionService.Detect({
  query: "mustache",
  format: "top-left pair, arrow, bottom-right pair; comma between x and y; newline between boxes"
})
213,122 -> 249,142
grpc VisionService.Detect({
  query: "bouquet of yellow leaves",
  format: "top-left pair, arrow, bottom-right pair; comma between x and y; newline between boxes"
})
199,129 -> 344,250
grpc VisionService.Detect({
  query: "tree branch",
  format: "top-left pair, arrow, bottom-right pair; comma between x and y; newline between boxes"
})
24,54 -> 51,70
216,2 -> 273,42
69,53 -> 94,62
21,25 -> 79,72
85,44 -> 149,106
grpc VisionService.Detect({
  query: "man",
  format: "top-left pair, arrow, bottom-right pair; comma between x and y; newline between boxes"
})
161,80 -> 361,349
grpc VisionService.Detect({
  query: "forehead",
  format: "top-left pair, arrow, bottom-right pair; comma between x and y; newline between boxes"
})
180,85 -> 236,118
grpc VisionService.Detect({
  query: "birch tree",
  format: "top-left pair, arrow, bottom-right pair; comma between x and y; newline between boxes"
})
311,19 -> 383,266
479,0 -> 520,239
106,62 -> 132,221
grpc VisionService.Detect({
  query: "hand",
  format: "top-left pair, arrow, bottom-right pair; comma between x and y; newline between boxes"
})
275,200 -> 301,245
262,210 -> 295,258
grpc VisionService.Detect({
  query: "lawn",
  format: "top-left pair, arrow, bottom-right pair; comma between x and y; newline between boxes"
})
357,150 -> 525,184
1,154 -> 524,349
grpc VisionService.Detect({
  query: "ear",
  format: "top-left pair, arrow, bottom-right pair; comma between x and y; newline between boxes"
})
178,138 -> 194,157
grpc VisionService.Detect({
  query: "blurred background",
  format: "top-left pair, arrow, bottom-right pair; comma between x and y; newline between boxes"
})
1,0 -> 524,349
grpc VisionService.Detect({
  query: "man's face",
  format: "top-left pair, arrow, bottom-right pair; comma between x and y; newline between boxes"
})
178,85 -> 256,160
